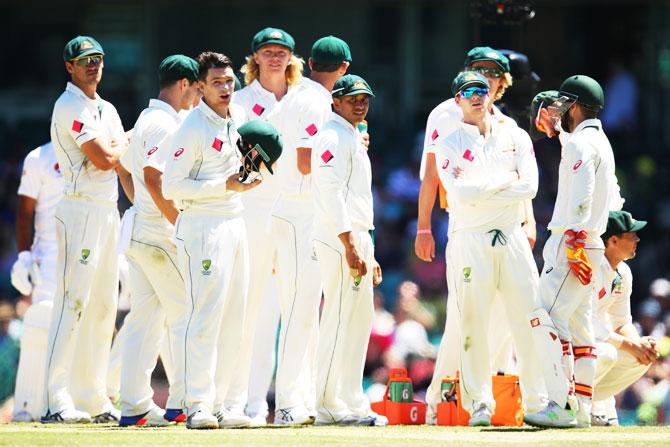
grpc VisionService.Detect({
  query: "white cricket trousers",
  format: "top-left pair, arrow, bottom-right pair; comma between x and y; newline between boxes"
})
13,241 -> 58,420
448,224 -> 547,415
314,229 -> 374,422
594,341 -> 649,401
539,232 -> 604,403
174,211 -> 249,415
272,196 -> 322,411
120,215 -> 189,415
225,202 -> 277,413
45,198 -> 119,416
425,288 -> 515,416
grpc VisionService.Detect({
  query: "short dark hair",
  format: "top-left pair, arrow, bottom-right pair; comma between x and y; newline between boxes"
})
311,61 -> 342,73
159,78 -> 197,90
197,52 -> 233,81
579,103 -> 600,119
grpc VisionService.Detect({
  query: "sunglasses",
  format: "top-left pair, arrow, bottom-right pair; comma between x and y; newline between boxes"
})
71,55 -> 103,67
471,66 -> 503,79
459,87 -> 489,99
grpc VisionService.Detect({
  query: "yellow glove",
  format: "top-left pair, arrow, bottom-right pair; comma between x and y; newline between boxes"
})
564,229 -> 592,285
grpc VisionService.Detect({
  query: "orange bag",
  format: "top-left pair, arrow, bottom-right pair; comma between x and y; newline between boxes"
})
370,368 -> 427,425
436,373 -> 523,426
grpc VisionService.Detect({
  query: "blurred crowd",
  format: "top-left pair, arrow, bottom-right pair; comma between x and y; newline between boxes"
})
1,58 -> 670,425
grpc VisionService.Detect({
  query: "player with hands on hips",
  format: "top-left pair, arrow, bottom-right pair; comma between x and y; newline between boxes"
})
432,72 -> 548,427
311,75 -> 385,427
526,75 -> 618,428
43,35 -> 127,424
591,211 -> 658,426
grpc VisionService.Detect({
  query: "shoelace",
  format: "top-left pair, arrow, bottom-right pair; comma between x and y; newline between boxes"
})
487,229 -> 508,247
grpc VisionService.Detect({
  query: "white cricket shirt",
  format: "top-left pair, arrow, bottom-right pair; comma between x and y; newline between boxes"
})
594,259 -> 633,342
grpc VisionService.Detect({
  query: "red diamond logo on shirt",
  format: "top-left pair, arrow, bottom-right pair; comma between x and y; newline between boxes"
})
72,120 -> 83,133
431,129 -> 439,141
530,318 -> 540,327
252,103 -> 265,116
598,287 -> 606,299
463,149 -> 474,162
147,146 -> 158,156
174,148 -> 184,157
212,138 -> 223,152
306,123 -> 318,136
321,150 -> 334,163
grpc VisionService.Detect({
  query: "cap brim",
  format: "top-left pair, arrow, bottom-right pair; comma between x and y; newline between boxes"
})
75,49 -> 104,59
471,58 -> 507,72
255,40 -> 293,51
458,81 -> 489,93
631,220 -> 647,232
341,89 -> 374,97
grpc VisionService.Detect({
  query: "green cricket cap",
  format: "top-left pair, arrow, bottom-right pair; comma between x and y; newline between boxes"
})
237,120 -> 283,174
234,73 -> 242,91
332,74 -> 374,97
559,74 -> 604,109
251,27 -> 295,53
463,46 -> 510,72
158,55 -> 199,84
529,90 -> 560,141
451,71 -> 490,96
63,36 -> 104,61
602,210 -> 647,240
311,35 -> 352,65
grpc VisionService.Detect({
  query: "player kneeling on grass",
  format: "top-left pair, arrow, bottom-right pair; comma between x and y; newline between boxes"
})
311,75 -> 386,426
432,71 -> 548,427
591,211 -> 659,426
162,52 -> 282,430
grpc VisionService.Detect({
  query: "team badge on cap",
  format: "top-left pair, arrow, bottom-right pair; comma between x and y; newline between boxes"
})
270,31 -> 283,39
80,40 -> 93,50
486,51 -> 499,59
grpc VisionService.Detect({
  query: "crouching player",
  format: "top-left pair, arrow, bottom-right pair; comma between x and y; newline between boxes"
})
311,75 -> 386,426
432,72 -> 547,426
591,210 -> 659,425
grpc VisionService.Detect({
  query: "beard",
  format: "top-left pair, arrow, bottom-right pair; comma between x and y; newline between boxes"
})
560,107 -> 574,133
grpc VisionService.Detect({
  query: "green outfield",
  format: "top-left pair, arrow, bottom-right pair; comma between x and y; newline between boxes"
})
1,424 -> 669,446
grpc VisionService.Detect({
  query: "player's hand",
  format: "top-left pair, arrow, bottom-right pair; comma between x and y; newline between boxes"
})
11,251 -> 40,296
415,232 -> 435,262
372,259 -> 383,287
624,337 -> 660,365
226,173 -> 261,192
345,244 -> 367,279
523,222 -> 537,249
535,108 -> 558,138
564,229 -> 592,285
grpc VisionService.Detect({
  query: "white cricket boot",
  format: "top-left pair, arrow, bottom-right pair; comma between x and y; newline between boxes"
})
186,409 -> 218,430
468,403 -> 492,427
215,407 -> 252,429
275,406 -> 315,426
523,401 -> 577,428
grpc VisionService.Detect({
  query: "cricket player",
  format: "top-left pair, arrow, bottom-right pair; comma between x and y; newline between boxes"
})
162,52 -> 282,429
270,35 -> 352,426
527,75 -> 618,427
591,211 -> 658,425
11,142 -> 62,422
420,47 -> 528,423
311,74 -> 386,426
432,72 -> 547,426
116,55 -> 200,427
226,27 -> 303,425
43,36 -> 127,423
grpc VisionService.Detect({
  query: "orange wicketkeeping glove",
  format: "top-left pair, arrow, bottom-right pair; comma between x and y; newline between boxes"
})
564,229 -> 592,285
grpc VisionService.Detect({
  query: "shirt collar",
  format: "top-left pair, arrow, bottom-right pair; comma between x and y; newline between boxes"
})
573,118 -> 602,134
198,99 -> 232,125
148,99 -> 180,120
331,112 -> 356,134
459,114 -> 492,139
66,81 -> 100,102
250,79 -> 299,101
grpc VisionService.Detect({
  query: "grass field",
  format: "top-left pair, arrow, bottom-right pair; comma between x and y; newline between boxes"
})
1,423 -> 669,446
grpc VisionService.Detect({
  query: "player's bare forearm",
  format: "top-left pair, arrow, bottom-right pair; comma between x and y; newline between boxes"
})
81,138 -> 123,171
16,195 -> 36,252
144,167 -> 179,225
415,154 -> 438,261
117,165 -> 134,203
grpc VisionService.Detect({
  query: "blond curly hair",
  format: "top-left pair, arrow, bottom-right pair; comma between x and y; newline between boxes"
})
241,54 -> 304,87
493,72 -> 513,102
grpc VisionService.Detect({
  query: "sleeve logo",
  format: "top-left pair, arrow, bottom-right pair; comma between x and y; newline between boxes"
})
442,159 -> 450,169
572,160 -> 582,171
598,287 -> 606,299
54,162 -> 60,173
320,150 -> 334,163
431,129 -> 439,141
306,123 -> 318,136
463,149 -> 474,162
212,138 -> 223,152
174,148 -> 185,157
147,146 -> 158,156
252,103 -> 265,116
72,120 -> 84,133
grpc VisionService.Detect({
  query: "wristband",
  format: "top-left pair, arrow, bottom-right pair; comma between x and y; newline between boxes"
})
417,229 -> 432,235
